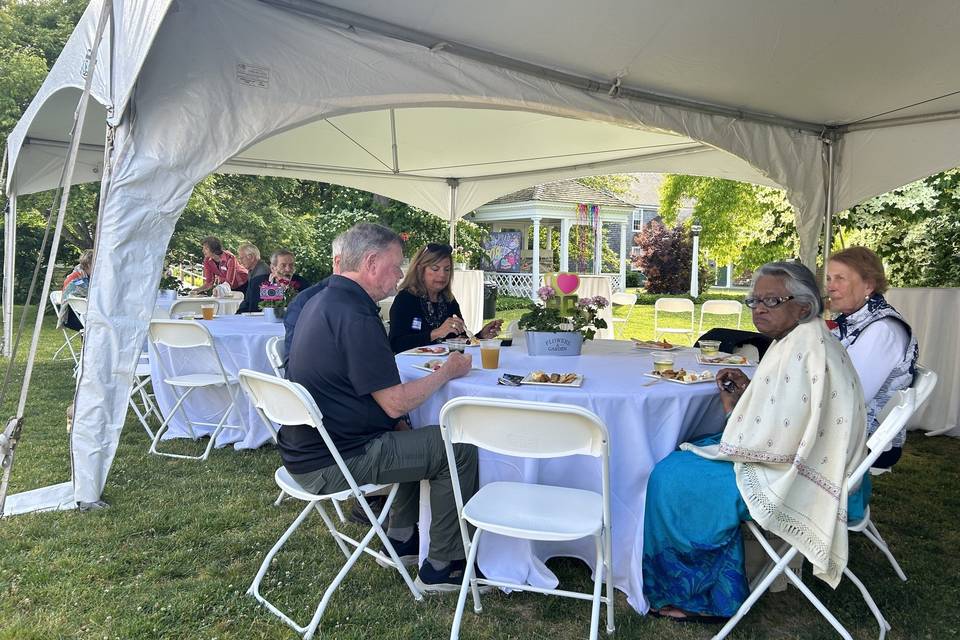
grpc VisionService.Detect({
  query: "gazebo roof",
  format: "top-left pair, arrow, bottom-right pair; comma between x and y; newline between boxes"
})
486,179 -> 639,208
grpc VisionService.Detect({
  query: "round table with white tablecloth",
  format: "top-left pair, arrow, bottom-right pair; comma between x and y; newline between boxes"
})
398,338 -> 741,613
149,314 -> 284,449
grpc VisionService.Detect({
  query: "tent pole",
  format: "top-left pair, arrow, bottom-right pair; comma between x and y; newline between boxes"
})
389,109 -> 400,174
447,178 -> 459,247
2,194 -> 15,358
821,137 -> 835,290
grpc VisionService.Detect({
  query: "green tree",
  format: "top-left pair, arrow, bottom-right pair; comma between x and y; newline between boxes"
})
659,175 -> 797,270
576,174 -> 632,197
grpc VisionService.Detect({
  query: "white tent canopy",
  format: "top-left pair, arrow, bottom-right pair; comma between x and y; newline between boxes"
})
4,0 -> 960,511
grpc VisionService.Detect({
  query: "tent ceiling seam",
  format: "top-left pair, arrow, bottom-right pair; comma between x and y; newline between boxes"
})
323,119 -> 393,172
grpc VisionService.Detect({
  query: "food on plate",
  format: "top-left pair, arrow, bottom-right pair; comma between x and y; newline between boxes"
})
632,338 -> 675,349
650,368 -> 714,382
423,359 -> 445,371
529,370 -> 579,384
415,345 -> 447,354
700,353 -> 749,365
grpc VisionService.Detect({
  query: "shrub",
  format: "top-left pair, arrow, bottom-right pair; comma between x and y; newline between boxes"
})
625,270 -> 644,288
495,294 -> 531,311
632,220 -> 711,295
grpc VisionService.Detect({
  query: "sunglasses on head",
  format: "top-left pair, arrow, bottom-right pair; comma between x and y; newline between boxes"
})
425,243 -> 453,255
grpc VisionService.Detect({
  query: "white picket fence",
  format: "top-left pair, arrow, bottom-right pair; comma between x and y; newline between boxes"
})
483,272 -> 623,298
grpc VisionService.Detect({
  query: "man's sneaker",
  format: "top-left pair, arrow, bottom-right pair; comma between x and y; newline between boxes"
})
377,527 -> 419,568
414,559 -> 494,594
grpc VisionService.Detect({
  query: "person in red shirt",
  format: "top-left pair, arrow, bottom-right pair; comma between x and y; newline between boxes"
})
193,236 -> 248,293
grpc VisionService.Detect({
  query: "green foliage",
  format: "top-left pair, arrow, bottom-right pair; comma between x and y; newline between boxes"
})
494,294 -> 532,311
659,175 -> 797,269
517,290 -> 608,341
625,270 -> 645,288
838,170 -> 960,287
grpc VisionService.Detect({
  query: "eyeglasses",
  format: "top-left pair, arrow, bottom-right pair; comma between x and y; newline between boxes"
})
425,243 -> 453,255
744,295 -> 796,309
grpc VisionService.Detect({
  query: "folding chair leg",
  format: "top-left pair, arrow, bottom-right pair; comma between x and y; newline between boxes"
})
843,567 -> 890,640
604,527 -> 615,635
331,499 -> 347,523
863,521 -> 907,581
149,387 -> 196,457
273,490 -> 287,506
312,501 -> 352,559
588,534 -> 603,640
451,528 -> 484,640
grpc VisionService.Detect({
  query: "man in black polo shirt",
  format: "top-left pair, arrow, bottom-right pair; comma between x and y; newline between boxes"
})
282,223 -> 478,593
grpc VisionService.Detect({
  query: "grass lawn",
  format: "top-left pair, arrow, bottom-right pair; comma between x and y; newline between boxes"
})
1,306 -> 958,639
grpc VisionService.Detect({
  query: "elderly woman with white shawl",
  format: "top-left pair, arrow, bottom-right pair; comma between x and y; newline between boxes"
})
642,262 -> 870,622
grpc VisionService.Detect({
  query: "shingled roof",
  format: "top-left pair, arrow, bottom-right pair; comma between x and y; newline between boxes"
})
486,179 -> 639,208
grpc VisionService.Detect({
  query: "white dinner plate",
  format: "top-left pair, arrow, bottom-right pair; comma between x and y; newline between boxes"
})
643,372 -> 716,385
401,345 -> 450,356
631,339 -> 684,351
410,360 -> 446,373
520,373 -> 584,387
696,352 -> 755,366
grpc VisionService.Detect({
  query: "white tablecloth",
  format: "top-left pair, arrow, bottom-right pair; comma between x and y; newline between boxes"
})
155,295 -> 241,316
398,338 -> 731,612
578,275 -> 615,340
451,269 -> 485,334
149,315 -> 284,449
886,287 -> 960,436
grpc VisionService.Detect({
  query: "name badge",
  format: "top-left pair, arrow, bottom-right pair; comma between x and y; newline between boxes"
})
411,317 -> 422,331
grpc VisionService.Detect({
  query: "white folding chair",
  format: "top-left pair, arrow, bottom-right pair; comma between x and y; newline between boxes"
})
265,336 -> 286,378
713,386 -> 923,640
653,297 -> 695,345
50,290 -> 82,363
64,296 -> 89,376
146,319 -> 249,460
609,291 -> 638,339
237,369 -> 422,640
168,298 -> 210,318
128,350 -> 160,439
439,396 -> 614,640
699,299 -> 743,333
856,366 -> 938,582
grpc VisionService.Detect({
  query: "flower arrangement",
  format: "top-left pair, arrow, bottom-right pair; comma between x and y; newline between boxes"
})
258,278 -> 301,309
518,286 -> 608,342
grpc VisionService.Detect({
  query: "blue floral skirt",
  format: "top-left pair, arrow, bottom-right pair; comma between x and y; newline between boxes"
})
642,434 -> 871,617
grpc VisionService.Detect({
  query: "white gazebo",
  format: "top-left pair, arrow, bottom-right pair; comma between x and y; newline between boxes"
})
467,180 -> 636,297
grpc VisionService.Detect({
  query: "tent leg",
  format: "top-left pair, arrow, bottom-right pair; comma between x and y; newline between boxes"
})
447,178 -> 459,247
2,194 -> 15,358
821,137 -> 836,289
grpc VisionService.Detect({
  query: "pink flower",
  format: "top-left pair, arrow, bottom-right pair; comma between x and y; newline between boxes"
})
593,296 -> 609,309
537,286 -> 556,301
399,232 -> 411,242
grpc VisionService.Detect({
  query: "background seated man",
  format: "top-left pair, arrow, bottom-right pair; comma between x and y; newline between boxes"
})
239,248 -> 309,313
236,242 -> 270,283
282,223 -> 479,593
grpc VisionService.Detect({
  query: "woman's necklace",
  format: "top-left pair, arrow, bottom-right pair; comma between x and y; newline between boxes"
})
421,295 -> 449,328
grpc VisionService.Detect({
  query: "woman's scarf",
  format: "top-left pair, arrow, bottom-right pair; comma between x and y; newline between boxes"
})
832,293 -> 918,447
684,320 -> 868,587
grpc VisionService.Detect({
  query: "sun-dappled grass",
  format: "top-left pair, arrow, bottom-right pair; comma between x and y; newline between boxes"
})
0,305 -> 958,638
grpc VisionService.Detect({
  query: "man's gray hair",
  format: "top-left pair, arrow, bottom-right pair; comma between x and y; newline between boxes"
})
237,242 -> 260,260
270,249 -> 294,265
337,223 -> 401,272
751,261 -> 823,322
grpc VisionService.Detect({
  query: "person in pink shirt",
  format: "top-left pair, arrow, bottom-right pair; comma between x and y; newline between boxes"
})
194,236 -> 248,293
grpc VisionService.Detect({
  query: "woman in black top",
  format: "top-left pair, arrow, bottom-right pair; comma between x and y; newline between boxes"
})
389,243 -> 502,353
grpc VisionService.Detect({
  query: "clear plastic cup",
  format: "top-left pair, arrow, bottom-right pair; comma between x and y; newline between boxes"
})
200,303 -> 216,321
479,338 -> 502,369
651,350 -> 675,373
699,340 -> 721,356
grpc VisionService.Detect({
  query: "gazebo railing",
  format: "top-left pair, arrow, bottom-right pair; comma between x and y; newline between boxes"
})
483,272 -> 624,297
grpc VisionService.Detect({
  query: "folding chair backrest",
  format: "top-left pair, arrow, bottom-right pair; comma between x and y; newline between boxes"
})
912,365 -> 938,409
238,369 -> 368,495
148,319 -> 215,349
440,396 -> 608,459
848,388 -> 915,490
654,297 -> 694,314
169,299 -> 210,318
65,296 -> 88,325
701,299 -> 742,316
49,290 -> 63,311
611,292 -> 637,307
265,335 -> 286,377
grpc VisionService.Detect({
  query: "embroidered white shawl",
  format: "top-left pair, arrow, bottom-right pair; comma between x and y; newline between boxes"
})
683,320 -> 868,587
